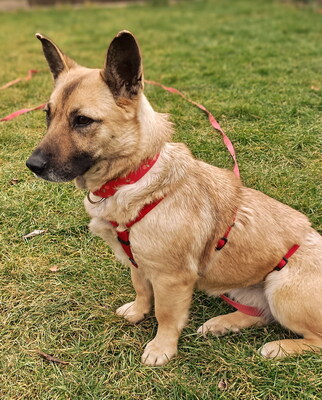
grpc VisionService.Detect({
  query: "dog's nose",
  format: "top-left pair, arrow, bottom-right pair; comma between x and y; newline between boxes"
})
26,150 -> 48,175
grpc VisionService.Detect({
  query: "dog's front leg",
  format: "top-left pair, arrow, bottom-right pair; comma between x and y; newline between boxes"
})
116,266 -> 153,324
142,275 -> 195,366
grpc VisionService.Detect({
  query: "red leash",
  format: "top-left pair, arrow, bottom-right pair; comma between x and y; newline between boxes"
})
0,104 -> 46,122
145,80 -> 240,179
0,69 -> 39,90
0,70 -> 45,121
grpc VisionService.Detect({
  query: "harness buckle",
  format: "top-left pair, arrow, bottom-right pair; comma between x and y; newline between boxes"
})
216,237 -> 228,251
274,256 -> 288,271
118,237 -> 131,246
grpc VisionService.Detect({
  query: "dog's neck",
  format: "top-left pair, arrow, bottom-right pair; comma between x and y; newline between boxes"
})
75,94 -> 173,192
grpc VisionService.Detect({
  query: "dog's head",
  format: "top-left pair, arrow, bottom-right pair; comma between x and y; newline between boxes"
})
26,31 -> 145,184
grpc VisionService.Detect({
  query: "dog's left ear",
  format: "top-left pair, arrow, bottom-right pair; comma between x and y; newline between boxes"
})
103,31 -> 143,99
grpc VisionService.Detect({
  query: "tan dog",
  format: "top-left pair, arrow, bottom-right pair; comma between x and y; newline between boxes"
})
26,31 -> 322,366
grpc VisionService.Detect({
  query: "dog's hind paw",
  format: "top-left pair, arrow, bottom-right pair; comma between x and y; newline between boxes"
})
259,342 -> 285,359
259,338 -> 322,359
116,301 -> 148,324
197,316 -> 240,336
197,312 -> 266,337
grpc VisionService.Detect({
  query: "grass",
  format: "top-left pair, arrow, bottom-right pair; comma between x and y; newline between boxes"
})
0,0 -> 321,398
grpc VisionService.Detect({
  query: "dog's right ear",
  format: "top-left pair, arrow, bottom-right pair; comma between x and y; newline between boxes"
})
102,31 -> 143,99
36,33 -> 77,81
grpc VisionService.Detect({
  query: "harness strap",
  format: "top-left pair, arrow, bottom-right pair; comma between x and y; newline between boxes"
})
220,244 -> 300,316
113,229 -> 138,268
219,295 -> 263,317
273,244 -> 300,271
216,215 -> 236,250
109,199 -> 163,268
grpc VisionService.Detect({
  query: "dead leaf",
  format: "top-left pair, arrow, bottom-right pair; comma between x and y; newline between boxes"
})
10,178 -> 20,185
36,350 -> 69,365
311,85 -> 320,91
23,229 -> 47,240
218,379 -> 228,391
49,265 -> 59,272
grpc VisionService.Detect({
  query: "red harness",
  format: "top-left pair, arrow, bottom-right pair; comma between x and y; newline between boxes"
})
91,159 -> 300,317
89,155 -> 163,267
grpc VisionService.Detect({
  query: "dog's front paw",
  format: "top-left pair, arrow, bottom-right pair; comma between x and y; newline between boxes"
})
141,339 -> 177,366
116,301 -> 148,324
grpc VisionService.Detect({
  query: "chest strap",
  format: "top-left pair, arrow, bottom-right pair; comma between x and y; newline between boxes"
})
109,199 -> 163,268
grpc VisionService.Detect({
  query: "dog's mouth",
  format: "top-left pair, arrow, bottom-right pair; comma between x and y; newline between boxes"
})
26,148 -> 95,183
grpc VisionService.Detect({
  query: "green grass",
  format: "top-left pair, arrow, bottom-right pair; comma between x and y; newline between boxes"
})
0,0 -> 321,398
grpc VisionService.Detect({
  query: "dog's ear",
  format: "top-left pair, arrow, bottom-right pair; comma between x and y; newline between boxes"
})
36,33 -> 77,80
103,31 -> 143,99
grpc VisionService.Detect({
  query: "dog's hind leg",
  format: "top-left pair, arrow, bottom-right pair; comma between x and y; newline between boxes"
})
261,231 -> 322,358
116,267 -> 153,324
198,283 -> 271,336
197,310 -> 267,336
260,291 -> 322,359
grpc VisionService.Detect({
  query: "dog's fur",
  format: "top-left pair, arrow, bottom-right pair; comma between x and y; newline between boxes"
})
26,31 -> 322,366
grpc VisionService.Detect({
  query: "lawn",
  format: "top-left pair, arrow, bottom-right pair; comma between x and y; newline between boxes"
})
0,0 -> 321,399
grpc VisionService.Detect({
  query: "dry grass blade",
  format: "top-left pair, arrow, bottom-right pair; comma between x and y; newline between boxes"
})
23,229 -> 48,239
36,350 -> 69,365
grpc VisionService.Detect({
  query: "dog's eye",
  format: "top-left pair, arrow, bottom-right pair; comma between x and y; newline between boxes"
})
75,115 -> 94,127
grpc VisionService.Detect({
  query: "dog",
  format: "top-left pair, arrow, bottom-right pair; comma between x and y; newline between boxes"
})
26,31 -> 322,366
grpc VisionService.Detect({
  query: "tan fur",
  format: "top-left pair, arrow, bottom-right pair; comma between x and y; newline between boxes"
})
28,31 -> 322,366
